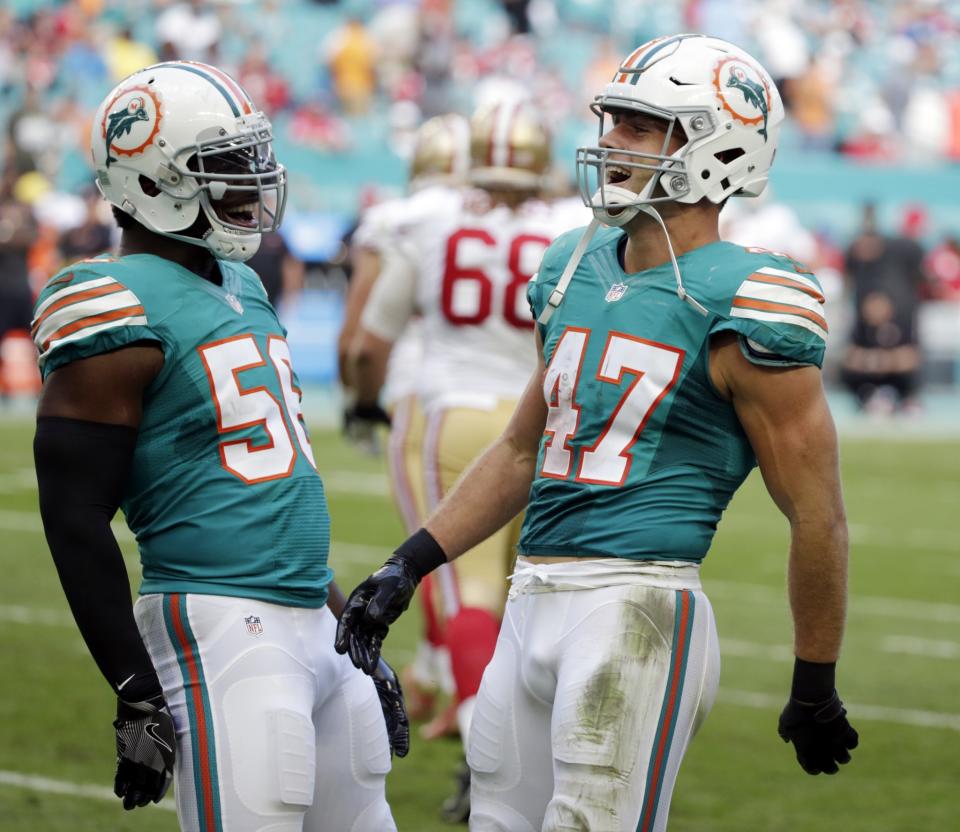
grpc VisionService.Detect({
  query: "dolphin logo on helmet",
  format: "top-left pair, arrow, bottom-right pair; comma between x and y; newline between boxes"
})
723,64 -> 770,140
104,97 -> 150,166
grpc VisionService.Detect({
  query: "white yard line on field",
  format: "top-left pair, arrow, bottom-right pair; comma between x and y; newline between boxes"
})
3,508 -> 958,620
319,470 -> 389,496
0,510 -> 134,542
720,689 -> 960,732
720,639 -> 793,662
706,579 -> 960,624
881,635 -> 960,660
0,770 -> 176,811
720,515 -> 957,554
0,468 -> 36,494
2,687 -> 959,810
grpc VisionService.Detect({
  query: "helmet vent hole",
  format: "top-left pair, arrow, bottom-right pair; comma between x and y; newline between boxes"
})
138,175 -> 161,197
720,177 -> 731,190
701,170 -> 710,179
715,148 -> 745,164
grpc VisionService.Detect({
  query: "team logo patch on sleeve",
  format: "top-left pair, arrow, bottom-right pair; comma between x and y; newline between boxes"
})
31,276 -> 148,362
730,267 -> 828,340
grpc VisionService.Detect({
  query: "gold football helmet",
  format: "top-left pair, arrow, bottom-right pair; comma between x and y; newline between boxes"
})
469,99 -> 551,191
409,113 -> 471,190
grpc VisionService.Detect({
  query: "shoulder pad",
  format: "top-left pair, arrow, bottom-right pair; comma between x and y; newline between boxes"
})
32,258 -> 153,372
708,246 -> 828,367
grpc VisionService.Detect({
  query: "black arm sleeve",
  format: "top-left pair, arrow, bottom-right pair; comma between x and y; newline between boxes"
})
33,416 -> 162,702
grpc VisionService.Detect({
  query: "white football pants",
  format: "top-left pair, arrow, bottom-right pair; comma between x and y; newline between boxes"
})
134,593 -> 396,832
467,558 -> 720,832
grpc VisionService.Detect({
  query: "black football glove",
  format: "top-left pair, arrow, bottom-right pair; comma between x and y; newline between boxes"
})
778,690 -> 859,775
373,657 -> 410,758
335,529 -> 447,675
335,555 -> 420,674
113,694 -> 176,809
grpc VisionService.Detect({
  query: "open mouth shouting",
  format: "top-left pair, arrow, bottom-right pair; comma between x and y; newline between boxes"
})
216,199 -> 260,229
605,163 -> 632,186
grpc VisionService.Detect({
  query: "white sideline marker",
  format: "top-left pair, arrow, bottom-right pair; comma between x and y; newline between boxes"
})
0,770 -> 176,811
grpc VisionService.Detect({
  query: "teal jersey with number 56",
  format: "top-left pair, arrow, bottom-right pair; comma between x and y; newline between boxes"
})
520,227 -> 828,563
33,253 -> 331,606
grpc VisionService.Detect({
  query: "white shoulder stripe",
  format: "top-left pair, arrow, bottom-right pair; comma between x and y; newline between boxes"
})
33,276 -> 119,318
730,307 -> 828,342
34,290 -> 144,349
755,267 -> 821,292
38,316 -> 150,366
736,280 -> 824,314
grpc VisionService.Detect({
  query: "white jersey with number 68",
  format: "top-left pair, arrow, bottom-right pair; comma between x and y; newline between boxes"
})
361,186 -> 590,413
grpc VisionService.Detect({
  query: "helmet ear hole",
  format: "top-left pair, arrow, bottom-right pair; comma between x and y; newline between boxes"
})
138,175 -> 161,197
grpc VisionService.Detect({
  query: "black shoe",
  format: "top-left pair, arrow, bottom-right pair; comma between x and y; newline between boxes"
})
439,760 -> 470,824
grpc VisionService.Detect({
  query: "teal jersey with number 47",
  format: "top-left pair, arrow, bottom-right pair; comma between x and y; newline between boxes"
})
520,227 -> 829,563
32,253 -> 331,607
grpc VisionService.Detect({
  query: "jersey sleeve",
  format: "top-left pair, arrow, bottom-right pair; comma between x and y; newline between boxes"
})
32,266 -> 161,378
710,260 -> 828,368
359,246 -> 418,342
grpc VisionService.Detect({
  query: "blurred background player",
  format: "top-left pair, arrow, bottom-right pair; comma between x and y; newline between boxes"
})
348,96 -> 591,822
340,112 -> 472,736
31,62 -> 401,831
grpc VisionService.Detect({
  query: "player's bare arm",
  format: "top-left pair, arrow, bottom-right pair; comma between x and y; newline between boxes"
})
344,246 -> 420,439
711,331 -> 847,660
37,344 -> 163,425
711,331 -> 858,774
338,246 -> 382,388
350,328 -> 393,408
336,339 -> 548,673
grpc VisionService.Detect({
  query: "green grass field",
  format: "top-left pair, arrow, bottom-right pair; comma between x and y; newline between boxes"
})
1,417 -> 958,831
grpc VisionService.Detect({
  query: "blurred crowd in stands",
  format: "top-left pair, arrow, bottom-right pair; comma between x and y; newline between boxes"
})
1,0 -> 960,408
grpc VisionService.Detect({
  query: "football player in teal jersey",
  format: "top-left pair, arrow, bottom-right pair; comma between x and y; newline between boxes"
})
337,35 -> 858,831
32,62 -> 403,831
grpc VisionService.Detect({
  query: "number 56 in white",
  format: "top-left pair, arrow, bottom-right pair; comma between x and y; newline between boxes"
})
199,334 -> 316,484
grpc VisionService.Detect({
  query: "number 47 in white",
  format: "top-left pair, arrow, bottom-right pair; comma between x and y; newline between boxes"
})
540,327 -> 685,487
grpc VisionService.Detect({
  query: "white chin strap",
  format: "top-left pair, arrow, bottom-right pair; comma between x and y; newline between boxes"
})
590,183 -> 644,227
538,190 -> 708,325
635,204 -> 708,317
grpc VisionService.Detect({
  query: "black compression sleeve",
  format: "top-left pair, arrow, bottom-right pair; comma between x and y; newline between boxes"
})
34,417 -> 162,703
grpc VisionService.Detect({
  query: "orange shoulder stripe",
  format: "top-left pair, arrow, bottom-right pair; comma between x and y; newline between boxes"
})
747,272 -> 825,302
732,297 -> 828,331
42,305 -> 146,350
31,283 -> 127,337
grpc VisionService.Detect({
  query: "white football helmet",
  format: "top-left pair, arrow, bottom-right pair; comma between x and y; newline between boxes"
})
576,34 -> 784,226
91,61 -> 287,261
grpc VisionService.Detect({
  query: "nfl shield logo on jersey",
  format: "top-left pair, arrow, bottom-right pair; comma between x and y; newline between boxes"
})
225,293 -> 244,314
605,282 -> 628,303
245,615 -> 263,636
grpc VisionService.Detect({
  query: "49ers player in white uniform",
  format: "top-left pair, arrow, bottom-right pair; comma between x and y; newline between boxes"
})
350,98 -> 590,818
341,114 -> 471,731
